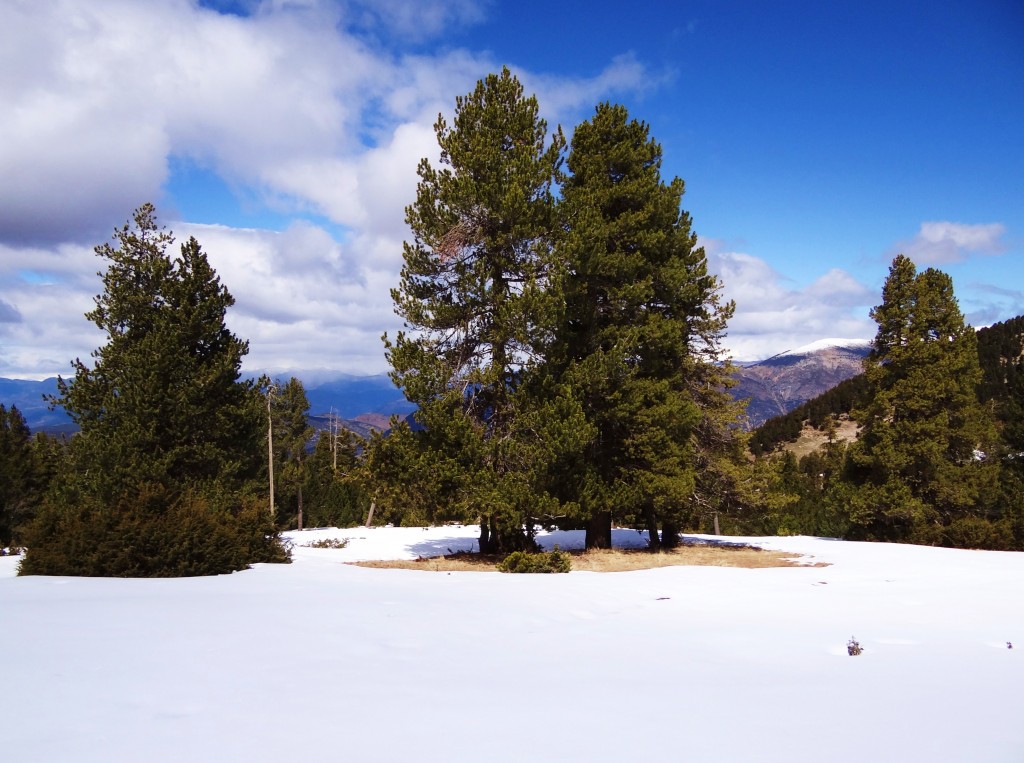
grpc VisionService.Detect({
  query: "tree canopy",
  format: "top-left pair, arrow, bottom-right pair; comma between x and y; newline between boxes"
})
371,74 -> 746,552
20,204 -> 286,576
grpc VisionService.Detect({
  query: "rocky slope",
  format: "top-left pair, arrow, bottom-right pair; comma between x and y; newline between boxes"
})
731,339 -> 871,428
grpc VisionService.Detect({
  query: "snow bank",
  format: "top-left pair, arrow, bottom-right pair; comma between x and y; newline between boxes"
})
1,527 -> 1021,762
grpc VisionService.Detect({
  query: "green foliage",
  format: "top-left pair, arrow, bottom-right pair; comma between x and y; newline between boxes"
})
847,255 -> 1000,543
52,205 -> 264,501
373,83 -> 749,551
0,405 -> 36,546
549,102 -> 742,548
941,516 -> 1013,550
21,205 -> 286,576
497,546 -> 571,573
748,312 -> 1024,547
301,537 -> 349,549
19,488 -> 288,577
265,377 -> 315,527
380,68 -> 573,552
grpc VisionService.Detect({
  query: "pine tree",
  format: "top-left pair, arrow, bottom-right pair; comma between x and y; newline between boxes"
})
849,255 -> 1000,544
20,205 -> 285,576
382,68 -> 575,552
0,405 -> 34,547
267,377 -> 314,529
550,103 -> 740,548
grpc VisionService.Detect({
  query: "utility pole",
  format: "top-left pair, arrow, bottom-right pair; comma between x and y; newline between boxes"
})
266,383 -> 276,516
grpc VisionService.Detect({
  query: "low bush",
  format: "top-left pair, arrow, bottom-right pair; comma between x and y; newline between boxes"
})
301,537 -> 349,549
942,517 -> 1014,550
18,486 -> 290,577
497,546 -> 571,574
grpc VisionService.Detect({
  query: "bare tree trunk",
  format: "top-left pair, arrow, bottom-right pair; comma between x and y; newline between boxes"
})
661,520 -> 680,549
645,506 -> 660,550
713,512 -> 721,536
364,499 -> 376,528
585,511 -> 613,550
479,515 -> 493,554
297,485 -> 303,531
267,391 -> 275,517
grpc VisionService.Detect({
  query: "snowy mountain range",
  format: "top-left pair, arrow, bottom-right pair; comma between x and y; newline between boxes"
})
732,339 -> 872,428
1,339 -> 871,434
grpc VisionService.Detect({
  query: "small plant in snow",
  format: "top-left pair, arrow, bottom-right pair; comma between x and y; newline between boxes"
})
847,637 -> 863,656
497,546 -> 571,573
302,538 -> 349,549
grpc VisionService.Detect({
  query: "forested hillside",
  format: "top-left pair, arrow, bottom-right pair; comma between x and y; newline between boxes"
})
750,314 -> 1024,456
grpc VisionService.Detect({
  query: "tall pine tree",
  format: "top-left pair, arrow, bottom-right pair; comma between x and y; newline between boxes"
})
849,254 -> 1000,544
382,68 -> 579,552
0,405 -> 34,547
21,205 -> 285,576
550,103 -> 741,549
267,377 -> 314,529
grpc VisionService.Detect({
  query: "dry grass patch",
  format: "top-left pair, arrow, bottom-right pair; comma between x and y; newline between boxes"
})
351,543 -> 823,573
781,416 -> 860,460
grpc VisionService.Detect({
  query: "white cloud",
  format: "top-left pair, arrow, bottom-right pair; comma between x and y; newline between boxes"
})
0,0 -> 673,378
895,221 -> 1006,265
706,247 -> 876,362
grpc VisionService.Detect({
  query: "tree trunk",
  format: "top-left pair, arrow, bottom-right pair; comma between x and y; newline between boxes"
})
364,499 -> 376,528
479,515 -> 492,554
661,519 -> 679,549
644,507 -> 661,550
585,511 -> 612,550
297,485 -> 304,531
267,394 -> 275,517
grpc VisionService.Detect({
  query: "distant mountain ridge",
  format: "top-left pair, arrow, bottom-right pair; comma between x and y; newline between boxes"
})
0,374 -> 416,436
2,341 -> 868,435
731,339 -> 872,428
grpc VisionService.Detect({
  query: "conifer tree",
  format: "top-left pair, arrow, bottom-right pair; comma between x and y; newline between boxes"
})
0,404 -> 34,547
849,255 -> 999,543
267,377 -> 314,528
550,103 -> 740,548
383,68 -> 579,552
20,205 -> 285,576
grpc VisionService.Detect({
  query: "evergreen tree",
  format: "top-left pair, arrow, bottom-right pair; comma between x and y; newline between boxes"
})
382,68 -> 578,552
848,255 -> 1000,544
21,205 -> 285,576
267,377 -> 314,529
0,405 -> 34,547
550,103 -> 741,548
301,429 -> 369,529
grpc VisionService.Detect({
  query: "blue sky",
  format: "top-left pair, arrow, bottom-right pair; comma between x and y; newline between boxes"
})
1,0 -> 1021,378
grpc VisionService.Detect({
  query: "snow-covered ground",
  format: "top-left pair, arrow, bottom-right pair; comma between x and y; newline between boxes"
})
2,526 -> 1021,762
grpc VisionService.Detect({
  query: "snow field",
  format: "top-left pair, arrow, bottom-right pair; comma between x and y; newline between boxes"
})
1,526 -> 1021,762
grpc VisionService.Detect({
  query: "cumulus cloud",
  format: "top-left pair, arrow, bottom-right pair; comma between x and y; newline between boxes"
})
894,221 -> 1006,265
0,0 -> 660,378
0,220 -> 402,379
705,246 -> 875,361
0,241 -> 105,379
0,299 -> 22,324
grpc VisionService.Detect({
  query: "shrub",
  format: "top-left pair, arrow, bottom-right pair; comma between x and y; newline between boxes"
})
18,486 -> 290,577
942,517 -> 1013,550
497,546 -> 571,573
847,637 -> 863,656
301,537 -> 349,549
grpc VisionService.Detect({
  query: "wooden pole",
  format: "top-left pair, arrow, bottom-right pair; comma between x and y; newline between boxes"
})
267,386 -> 275,516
